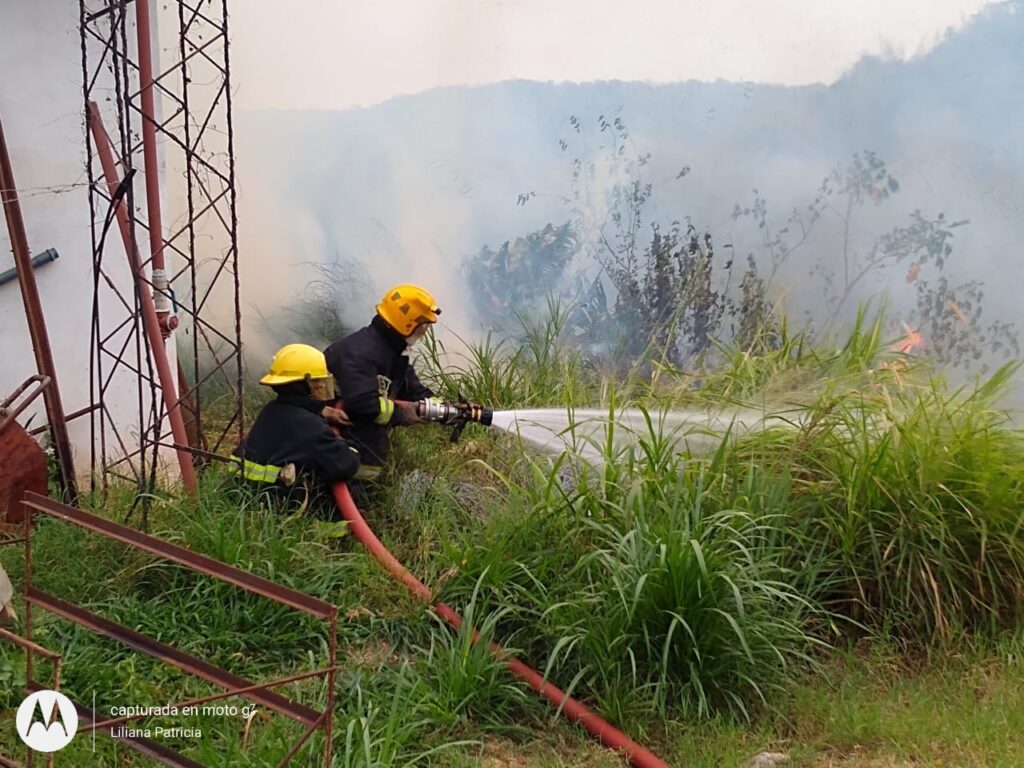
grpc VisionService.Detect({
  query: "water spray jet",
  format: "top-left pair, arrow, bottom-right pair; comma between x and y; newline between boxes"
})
487,405 -> 809,466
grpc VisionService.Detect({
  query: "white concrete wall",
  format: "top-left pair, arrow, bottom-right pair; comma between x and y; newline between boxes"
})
0,0 -> 177,482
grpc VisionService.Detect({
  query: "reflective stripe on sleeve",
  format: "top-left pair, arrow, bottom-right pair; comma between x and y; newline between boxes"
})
230,459 -> 284,484
354,464 -> 382,480
373,396 -> 395,425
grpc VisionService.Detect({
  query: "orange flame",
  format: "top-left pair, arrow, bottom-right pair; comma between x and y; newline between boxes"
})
892,324 -> 923,355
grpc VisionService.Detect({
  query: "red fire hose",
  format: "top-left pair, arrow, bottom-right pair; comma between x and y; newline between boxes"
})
331,482 -> 670,768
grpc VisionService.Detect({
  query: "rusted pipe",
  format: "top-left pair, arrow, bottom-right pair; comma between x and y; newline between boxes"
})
28,403 -> 97,437
86,103 -> 196,492
331,483 -> 671,768
0,115 -> 79,504
0,627 -> 62,665
0,375 -> 50,434
134,0 -> 177,338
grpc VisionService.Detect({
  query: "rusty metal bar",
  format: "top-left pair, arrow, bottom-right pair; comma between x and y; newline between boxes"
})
28,402 -> 98,437
276,710 -> 329,768
26,587 -> 322,728
324,613 -> 337,765
23,495 -> 33,708
26,680 -> 203,768
0,116 -> 78,504
22,492 -> 336,619
0,375 -> 50,434
147,441 -> 239,466
0,375 -> 49,411
84,0 -> 136,24
0,627 -> 61,662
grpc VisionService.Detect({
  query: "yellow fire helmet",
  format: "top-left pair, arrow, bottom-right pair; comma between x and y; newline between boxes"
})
260,343 -> 331,386
376,284 -> 441,336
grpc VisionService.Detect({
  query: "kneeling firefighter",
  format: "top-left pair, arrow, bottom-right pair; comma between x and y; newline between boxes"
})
233,343 -> 364,519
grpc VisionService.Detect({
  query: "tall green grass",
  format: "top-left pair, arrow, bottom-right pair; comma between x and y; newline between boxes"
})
419,298 -> 603,408
726,361 -> 1024,640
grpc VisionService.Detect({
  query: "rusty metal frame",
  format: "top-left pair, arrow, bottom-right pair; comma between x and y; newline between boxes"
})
0,628 -> 63,768
0,376 -> 50,442
6,492 -> 339,767
78,0 -> 243,498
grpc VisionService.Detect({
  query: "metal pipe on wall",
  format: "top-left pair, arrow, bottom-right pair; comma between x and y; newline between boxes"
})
0,115 -> 79,504
0,248 -> 59,287
134,0 -> 178,338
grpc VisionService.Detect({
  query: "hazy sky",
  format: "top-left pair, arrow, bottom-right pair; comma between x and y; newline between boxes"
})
231,0 -> 1001,110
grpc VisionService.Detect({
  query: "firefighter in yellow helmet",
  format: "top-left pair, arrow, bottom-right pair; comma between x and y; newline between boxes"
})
323,284 -> 440,475
232,343 -> 362,518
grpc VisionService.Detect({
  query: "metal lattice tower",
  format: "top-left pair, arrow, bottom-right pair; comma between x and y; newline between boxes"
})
79,0 -> 242,495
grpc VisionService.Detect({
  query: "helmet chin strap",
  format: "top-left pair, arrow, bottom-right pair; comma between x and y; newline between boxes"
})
406,324 -> 430,347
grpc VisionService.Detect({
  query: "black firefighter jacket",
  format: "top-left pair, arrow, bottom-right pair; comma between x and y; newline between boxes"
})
324,315 -> 433,466
233,392 -> 361,487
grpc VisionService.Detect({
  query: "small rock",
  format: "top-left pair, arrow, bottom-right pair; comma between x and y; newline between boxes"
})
744,752 -> 789,768
452,480 -> 488,517
555,463 -> 578,495
394,469 -> 434,509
